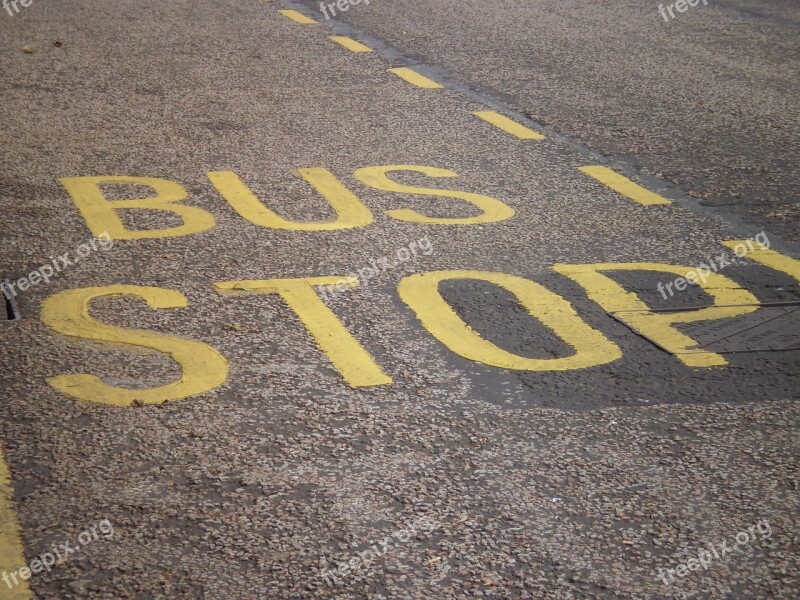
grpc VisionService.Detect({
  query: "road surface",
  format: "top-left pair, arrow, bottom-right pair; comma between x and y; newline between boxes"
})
0,1 -> 798,598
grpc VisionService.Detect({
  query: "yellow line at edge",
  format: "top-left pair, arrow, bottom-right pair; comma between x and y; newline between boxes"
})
278,9 -> 317,25
388,67 -> 443,89
0,447 -> 30,599
329,35 -> 372,53
579,166 -> 672,206
473,111 -> 545,140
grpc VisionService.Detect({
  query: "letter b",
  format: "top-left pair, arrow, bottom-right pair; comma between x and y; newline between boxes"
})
61,176 -> 216,240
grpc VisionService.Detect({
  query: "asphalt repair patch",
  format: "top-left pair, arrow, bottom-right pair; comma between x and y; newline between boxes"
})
434,278 -> 800,411
613,302 -> 800,354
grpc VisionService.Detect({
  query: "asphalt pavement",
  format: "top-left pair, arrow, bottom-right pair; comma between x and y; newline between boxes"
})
294,0 -> 800,243
0,0 -> 798,598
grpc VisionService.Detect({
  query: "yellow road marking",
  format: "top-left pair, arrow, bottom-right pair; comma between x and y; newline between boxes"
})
208,169 -> 374,231
578,166 -> 671,206
473,111 -> 545,140
554,262 -> 759,368
722,241 -> 800,282
398,270 -> 621,371
353,165 -> 515,224
61,176 -> 216,240
0,447 -> 31,599
278,9 -> 317,25
388,67 -> 443,89
42,286 -> 229,406
329,35 -> 372,53
215,277 -> 392,388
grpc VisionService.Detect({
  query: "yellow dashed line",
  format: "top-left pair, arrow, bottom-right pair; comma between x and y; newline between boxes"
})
579,166 -> 671,206
0,447 -> 30,599
278,9 -> 317,25
473,111 -> 545,140
388,67 -> 443,89
329,35 -> 372,53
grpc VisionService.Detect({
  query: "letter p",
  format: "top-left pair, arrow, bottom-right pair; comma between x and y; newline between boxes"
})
41,552 -> 56,572
358,266 -> 376,283
696,263 -> 711,284
39,265 -> 54,284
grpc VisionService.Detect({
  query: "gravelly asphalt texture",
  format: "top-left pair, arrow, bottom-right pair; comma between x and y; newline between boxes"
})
0,0 -> 798,599
295,0 -> 800,243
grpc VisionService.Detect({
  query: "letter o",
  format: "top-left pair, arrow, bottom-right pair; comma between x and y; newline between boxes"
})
398,270 -> 621,371
736,532 -> 750,545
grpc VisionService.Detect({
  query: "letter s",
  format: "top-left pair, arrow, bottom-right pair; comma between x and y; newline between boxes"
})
41,285 -> 228,405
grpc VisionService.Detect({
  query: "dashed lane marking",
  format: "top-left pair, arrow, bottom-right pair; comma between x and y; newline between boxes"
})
275,2 -> 692,216
278,9 -> 317,25
579,166 -> 672,206
388,67 -> 443,89
329,35 -> 372,53
0,447 -> 30,599
473,111 -> 545,140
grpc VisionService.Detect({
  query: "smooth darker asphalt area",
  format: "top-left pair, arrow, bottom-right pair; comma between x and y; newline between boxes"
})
0,1 -> 798,599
